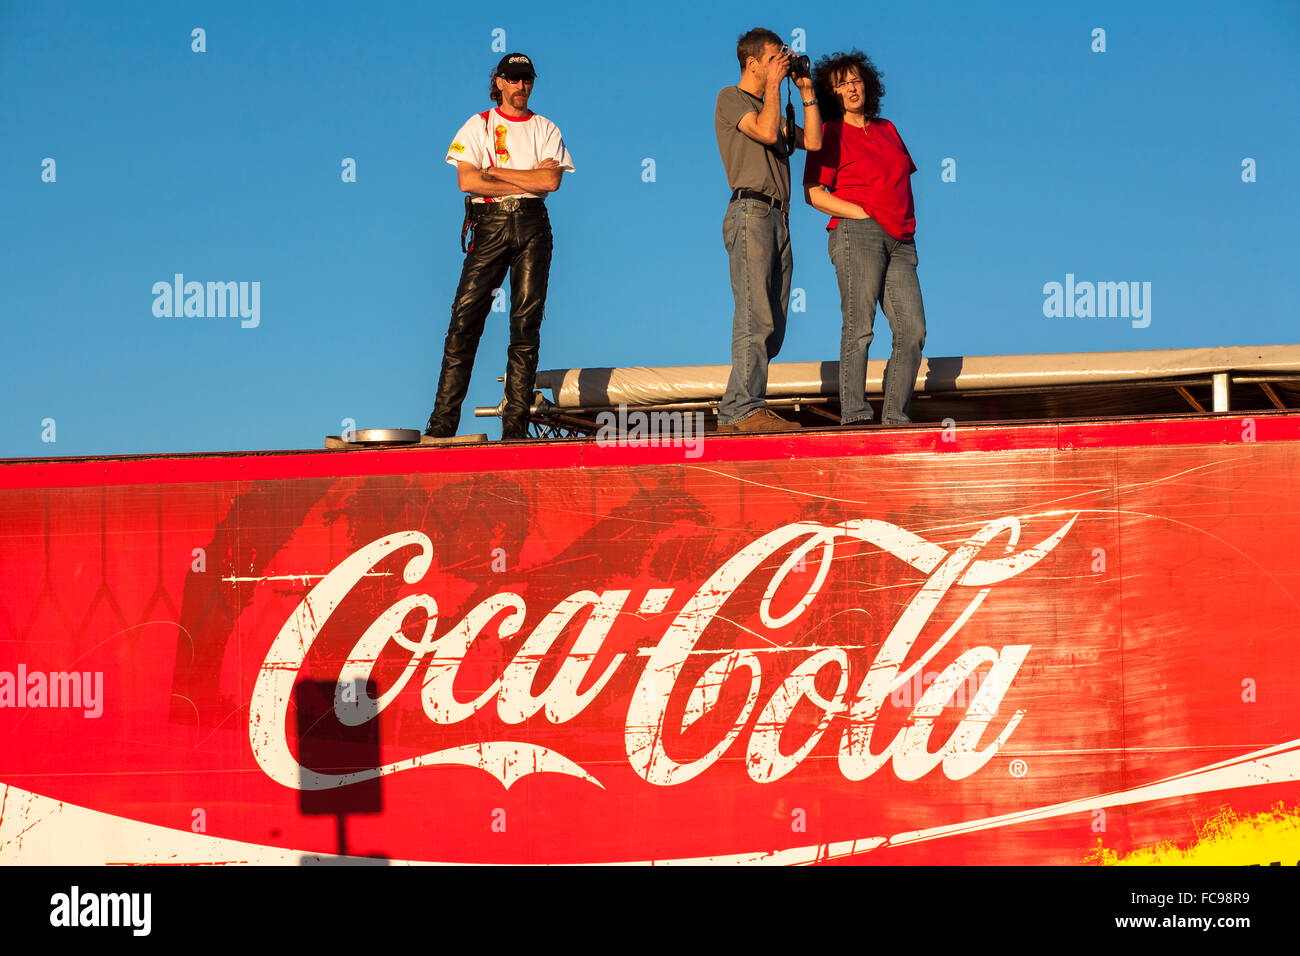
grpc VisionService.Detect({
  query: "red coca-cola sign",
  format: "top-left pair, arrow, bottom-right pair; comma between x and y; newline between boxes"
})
2,416 -> 1298,864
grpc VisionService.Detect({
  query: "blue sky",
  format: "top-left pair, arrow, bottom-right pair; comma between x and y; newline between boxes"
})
2,0 -> 1297,456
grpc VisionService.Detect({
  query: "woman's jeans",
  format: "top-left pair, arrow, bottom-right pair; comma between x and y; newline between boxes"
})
828,217 -> 926,424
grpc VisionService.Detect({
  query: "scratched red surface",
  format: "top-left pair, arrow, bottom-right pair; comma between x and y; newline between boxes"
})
1,415 -> 1298,864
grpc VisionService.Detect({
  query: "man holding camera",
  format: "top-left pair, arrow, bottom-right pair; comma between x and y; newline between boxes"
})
424,52 -> 575,442
714,28 -> 821,432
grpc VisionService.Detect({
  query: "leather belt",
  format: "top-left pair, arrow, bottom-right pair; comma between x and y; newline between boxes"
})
731,188 -> 787,212
476,197 -> 546,213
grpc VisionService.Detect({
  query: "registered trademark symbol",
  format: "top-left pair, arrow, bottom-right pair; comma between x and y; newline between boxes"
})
1008,758 -> 1028,778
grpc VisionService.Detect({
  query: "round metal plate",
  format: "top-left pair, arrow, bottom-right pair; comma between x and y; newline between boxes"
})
350,428 -> 422,444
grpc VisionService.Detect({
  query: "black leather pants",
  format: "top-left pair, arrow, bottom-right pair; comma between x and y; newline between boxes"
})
426,201 -> 553,438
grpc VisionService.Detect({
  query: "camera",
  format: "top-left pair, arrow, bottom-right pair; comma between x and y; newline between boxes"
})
783,46 -> 811,79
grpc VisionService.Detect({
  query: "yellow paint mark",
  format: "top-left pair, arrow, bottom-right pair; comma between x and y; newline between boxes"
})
1086,801 -> 1300,866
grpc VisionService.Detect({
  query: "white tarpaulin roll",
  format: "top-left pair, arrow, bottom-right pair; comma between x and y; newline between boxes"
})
535,344 -> 1300,408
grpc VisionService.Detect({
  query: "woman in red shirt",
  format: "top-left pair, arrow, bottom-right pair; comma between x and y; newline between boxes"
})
804,51 -> 926,426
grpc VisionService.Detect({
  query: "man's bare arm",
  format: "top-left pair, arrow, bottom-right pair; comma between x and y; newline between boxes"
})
737,94 -> 783,146
793,75 -> 821,151
483,159 -> 563,193
457,162 -> 524,197
788,87 -> 822,150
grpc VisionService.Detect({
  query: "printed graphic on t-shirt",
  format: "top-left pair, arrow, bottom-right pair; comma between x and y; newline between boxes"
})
445,109 -> 576,203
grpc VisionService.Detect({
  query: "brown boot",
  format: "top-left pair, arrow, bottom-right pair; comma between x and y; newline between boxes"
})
716,408 -> 801,433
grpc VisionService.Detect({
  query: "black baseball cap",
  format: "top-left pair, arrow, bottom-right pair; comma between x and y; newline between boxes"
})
495,53 -> 536,79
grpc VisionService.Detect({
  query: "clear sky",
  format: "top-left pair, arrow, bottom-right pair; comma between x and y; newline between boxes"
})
3,0 -> 1297,457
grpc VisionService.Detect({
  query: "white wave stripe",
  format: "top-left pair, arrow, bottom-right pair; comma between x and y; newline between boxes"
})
3,735 -> 1297,865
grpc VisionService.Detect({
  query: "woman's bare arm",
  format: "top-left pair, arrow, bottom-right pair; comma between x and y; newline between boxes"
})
804,184 -> 869,219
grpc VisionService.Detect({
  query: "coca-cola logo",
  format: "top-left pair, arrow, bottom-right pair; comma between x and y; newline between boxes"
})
249,514 -> 1078,792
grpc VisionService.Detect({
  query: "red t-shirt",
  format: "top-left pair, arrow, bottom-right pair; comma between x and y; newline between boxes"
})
803,118 -> 917,240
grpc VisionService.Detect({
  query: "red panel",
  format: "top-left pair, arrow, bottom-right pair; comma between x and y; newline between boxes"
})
1,417 -> 1298,863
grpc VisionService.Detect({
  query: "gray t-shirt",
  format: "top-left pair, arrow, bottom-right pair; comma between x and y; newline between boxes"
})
714,86 -> 791,203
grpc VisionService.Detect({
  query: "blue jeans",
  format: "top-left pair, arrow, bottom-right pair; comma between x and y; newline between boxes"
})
718,198 -> 792,424
828,217 -> 926,424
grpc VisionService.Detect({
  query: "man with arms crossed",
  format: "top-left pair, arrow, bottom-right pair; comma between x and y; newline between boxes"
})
714,28 -> 821,432
425,52 -> 575,442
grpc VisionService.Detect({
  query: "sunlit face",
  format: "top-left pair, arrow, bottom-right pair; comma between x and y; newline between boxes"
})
833,67 -> 866,114
496,74 -> 534,110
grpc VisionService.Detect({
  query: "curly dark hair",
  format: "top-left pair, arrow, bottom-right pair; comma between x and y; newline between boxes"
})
812,50 -> 885,121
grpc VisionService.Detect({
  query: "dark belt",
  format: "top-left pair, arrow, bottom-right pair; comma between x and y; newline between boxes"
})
731,188 -> 787,212
473,197 -> 546,214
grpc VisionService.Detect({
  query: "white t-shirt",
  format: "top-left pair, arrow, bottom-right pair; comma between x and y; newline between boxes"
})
446,108 -> 575,203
